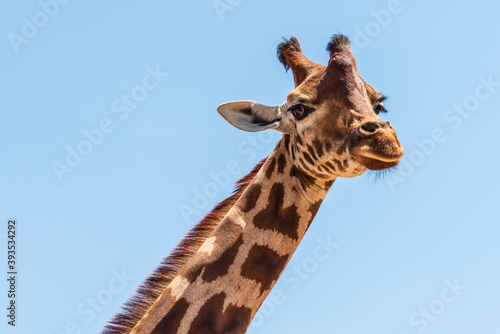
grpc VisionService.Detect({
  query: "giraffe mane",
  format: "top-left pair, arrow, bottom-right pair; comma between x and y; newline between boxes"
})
101,158 -> 268,334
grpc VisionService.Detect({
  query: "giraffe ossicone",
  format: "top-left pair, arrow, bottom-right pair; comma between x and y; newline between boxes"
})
103,34 -> 404,334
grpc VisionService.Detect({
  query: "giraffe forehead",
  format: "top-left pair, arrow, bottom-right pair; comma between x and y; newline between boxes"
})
287,59 -> 368,105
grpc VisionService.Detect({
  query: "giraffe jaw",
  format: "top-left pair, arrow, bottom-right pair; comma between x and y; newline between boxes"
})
352,154 -> 401,171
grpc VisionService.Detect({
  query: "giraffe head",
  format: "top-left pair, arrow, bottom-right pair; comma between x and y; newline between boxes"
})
218,35 -> 404,179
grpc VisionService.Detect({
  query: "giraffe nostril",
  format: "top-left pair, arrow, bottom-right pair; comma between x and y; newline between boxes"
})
359,121 -> 384,135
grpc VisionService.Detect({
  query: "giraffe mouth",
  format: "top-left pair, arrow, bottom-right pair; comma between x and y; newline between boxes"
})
352,154 -> 401,171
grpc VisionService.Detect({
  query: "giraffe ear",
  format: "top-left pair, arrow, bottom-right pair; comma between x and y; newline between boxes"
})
217,100 -> 289,133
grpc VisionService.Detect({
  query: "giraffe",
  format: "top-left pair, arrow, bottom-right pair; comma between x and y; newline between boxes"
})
103,34 -> 404,334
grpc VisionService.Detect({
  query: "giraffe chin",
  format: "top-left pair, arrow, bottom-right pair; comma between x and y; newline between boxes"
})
352,154 -> 401,171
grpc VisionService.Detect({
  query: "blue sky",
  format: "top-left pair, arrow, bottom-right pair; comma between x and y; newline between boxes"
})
1,0 -> 499,333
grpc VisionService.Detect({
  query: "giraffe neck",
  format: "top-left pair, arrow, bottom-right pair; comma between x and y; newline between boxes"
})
132,135 -> 336,334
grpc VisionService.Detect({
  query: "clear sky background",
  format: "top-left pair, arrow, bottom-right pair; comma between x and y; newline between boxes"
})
1,0 -> 500,333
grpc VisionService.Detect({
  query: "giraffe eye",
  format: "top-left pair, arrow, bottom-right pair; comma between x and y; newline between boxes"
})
374,103 -> 387,115
288,104 -> 312,120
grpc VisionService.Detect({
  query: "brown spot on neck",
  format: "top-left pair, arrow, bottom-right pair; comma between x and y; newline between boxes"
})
239,184 -> 261,213
151,298 -> 190,334
265,157 -> 277,179
253,182 -> 300,240
277,154 -> 287,174
188,293 -> 251,334
240,245 -> 289,295
283,134 -> 291,152
184,218 -> 244,283
201,235 -> 244,282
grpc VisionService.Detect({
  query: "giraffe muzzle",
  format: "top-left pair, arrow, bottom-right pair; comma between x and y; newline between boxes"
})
350,121 -> 405,170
